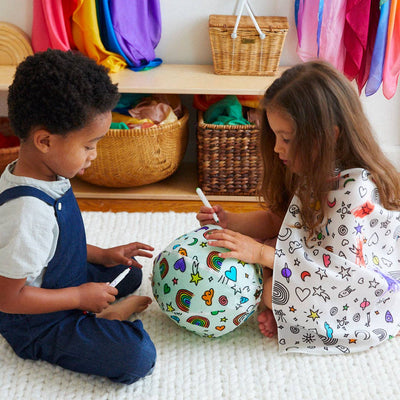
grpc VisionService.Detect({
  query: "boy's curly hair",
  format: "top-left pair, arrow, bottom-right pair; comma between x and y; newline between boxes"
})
8,49 -> 120,140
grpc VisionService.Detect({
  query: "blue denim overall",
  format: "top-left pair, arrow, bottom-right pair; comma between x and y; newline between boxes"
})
0,186 -> 156,384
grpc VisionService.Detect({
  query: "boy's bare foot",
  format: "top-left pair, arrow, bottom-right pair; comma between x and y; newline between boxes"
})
96,295 -> 152,321
257,308 -> 277,338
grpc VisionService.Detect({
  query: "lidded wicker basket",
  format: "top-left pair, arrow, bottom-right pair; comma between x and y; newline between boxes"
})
197,111 -> 263,196
79,109 -> 189,188
209,14 -> 288,76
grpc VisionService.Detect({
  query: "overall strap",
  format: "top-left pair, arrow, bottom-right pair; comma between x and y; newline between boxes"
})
0,185 -> 56,207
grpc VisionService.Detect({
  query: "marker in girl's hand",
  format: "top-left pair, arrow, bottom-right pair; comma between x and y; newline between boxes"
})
196,187 -> 219,224
109,267 -> 131,288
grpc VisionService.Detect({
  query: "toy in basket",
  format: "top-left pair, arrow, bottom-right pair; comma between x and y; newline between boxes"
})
152,224 -> 263,337
209,0 -> 289,76
79,108 -> 189,187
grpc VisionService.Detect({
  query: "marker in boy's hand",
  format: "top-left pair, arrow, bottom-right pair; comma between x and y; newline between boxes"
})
109,268 -> 131,288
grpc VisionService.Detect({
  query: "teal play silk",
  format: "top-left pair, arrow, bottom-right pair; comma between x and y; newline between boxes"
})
152,225 -> 263,337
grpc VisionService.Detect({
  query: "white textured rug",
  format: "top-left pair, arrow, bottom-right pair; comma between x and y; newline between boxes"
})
1,211 -> 399,400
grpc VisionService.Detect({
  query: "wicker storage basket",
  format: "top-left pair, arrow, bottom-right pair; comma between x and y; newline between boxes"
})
209,14 -> 288,76
0,146 -> 19,173
197,111 -> 262,196
0,117 -> 19,173
79,109 -> 189,188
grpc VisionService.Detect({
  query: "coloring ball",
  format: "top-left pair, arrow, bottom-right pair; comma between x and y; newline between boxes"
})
152,224 -> 263,337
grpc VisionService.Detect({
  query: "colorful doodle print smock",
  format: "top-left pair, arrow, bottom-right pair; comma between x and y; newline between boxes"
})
272,168 -> 400,354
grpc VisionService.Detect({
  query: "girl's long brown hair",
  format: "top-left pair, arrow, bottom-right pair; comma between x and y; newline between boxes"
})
259,60 -> 400,232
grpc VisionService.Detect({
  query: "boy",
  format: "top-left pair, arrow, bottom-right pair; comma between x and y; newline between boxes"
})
0,49 -> 156,384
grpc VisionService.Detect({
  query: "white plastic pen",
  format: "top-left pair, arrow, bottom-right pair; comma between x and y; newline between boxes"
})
109,268 -> 131,287
196,187 -> 220,224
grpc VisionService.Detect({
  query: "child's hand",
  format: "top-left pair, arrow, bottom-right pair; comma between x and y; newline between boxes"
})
77,282 -> 118,313
196,204 -> 228,227
205,228 -> 274,267
101,242 -> 154,268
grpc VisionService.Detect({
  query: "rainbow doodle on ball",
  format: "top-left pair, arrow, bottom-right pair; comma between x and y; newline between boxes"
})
159,258 -> 169,279
176,289 -> 193,312
207,251 -> 224,272
187,315 -> 210,328
152,224 -> 263,337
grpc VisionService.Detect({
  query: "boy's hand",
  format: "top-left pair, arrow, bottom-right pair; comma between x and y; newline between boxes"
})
77,282 -> 118,313
100,242 -> 154,268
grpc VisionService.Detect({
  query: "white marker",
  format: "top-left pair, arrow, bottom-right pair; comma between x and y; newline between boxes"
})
109,268 -> 131,287
196,187 -> 219,223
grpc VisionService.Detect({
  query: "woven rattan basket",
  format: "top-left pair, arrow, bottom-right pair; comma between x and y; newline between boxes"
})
0,117 -> 19,173
209,14 -> 288,76
79,109 -> 189,188
197,111 -> 262,196
0,146 -> 19,173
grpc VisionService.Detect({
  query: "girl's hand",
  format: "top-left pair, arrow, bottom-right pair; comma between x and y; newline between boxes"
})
206,229 -> 275,268
101,242 -> 154,268
196,204 -> 228,228
77,282 -> 118,313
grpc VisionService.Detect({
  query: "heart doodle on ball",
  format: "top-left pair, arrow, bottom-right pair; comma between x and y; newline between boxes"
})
164,283 -> 171,294
174,257 -> 186,272
225,266 -> 237,282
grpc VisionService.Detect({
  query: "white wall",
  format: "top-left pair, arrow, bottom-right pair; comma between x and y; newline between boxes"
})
1,0 -> 399,168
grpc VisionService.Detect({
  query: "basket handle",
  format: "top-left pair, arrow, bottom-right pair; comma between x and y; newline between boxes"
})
231,0 -> 266,40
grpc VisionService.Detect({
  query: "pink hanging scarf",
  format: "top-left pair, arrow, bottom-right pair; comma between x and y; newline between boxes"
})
356,1 -> 380,93
343,0 -> 371,81
31,0 -> 71,52
296,0 -> 319,62
319,0 -> 347,71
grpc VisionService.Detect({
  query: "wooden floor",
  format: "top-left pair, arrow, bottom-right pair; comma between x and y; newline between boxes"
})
77,198 -> 263,213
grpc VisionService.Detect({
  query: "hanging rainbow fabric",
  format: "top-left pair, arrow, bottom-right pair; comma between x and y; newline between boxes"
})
318,0 -> 347,71
97,0 -> 162,71
32,0 -> 71,52
107,0 -> 162,71
343,0 -> 371,81
382,0 -> 400,99
96,0 -> 133,67
355,1 -> 380,93
295,0 -> 400,97
365,0 -> 391,96
71,0 -> 127,73
295,0 -> 319,61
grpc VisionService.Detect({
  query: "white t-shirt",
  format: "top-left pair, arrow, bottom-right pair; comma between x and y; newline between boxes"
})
0,161 -> 71,287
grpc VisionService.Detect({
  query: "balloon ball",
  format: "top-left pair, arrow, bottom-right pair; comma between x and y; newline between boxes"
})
152,224 -> 263,337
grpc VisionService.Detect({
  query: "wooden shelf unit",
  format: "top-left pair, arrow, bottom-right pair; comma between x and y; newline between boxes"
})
0,64 -> 286,204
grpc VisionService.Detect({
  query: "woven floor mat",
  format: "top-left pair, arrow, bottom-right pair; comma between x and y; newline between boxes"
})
1,211 -> 399,400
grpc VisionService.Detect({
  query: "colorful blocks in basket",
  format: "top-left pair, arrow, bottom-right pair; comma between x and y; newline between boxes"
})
152,224 -> 263,337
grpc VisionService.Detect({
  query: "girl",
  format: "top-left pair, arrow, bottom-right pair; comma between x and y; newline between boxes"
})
197,60 -> 400,354
0,49 -> 156,383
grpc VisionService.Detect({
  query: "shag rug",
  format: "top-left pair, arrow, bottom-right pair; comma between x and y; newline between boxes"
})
1,211 -> 399,400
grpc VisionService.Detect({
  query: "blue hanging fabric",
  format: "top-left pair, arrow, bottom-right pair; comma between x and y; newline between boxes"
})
294,0 -> 300,29
365,0 -> 391,96
96,0 -> 134,67
108,0 -> 162,71
316,0 -> 324,57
